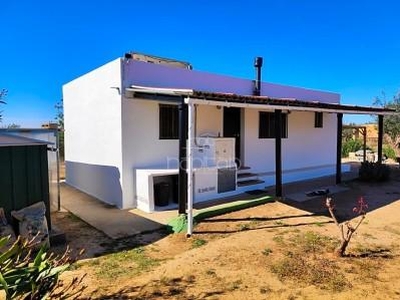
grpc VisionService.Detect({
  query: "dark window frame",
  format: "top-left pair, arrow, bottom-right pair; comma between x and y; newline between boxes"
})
314,112 -> 323,128
159,104 -> 179,140
259,111 -> 288,139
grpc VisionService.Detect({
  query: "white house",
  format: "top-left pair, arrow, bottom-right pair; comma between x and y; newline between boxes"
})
63,53 -> 392,214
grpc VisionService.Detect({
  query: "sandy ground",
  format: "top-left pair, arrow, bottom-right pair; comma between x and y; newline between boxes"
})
52,165 -> 400,299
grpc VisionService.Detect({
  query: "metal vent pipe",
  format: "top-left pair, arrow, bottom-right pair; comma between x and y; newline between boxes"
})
253,57 -> 263,96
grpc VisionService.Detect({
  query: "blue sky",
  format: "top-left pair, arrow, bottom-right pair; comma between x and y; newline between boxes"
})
1,0 -> 399,126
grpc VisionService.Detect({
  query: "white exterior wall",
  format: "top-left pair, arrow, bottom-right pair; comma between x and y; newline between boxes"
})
122,97 -> 338,208
121,98 -> 180,208
121,99 -> 224,208
283,112 -> 336,169
63,58 -> 125,207
196,105 -> 223,137
243,109 -> 337,185
123,60 -> 340,103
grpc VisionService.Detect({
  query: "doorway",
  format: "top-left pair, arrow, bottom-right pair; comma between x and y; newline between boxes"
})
223,107 -> 241,165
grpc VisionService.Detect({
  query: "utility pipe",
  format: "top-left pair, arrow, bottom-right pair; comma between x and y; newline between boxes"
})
186,100 -> 195,237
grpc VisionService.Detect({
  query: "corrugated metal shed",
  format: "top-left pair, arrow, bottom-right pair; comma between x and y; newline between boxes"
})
0,134 -> 51,229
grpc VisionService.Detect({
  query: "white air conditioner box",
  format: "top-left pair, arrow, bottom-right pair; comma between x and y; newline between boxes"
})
192,137 -> 235,168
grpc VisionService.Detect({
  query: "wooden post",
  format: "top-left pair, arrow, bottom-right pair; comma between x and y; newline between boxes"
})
378,115 -> 384,164
178,99 -> 188,214
336,113 -> 343,184
275,109 -> 282,197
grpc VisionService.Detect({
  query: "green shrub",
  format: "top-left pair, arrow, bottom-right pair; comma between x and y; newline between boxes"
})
358,162 -> 391,182
191,238 -> 207,248
383,145 -> 397,160
342,139 -> 363,157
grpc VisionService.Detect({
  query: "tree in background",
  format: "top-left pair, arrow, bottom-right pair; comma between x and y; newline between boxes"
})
341,139 -> 363,158
0,89 -> 7,122
341,123 -> 364,158
55,98 -> 64,129
374,92 -> 400,156
342,124 -> 356,142
6,123 -> 20,129
55,99 -> 64,160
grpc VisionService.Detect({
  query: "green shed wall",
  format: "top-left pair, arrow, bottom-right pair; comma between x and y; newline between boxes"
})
0,145 -> 51,229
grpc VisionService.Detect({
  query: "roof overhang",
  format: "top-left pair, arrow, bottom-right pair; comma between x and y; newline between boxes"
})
126,85 -> 396,116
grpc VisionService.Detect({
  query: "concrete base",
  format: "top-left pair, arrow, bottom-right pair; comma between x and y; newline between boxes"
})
61,183 -> 166,239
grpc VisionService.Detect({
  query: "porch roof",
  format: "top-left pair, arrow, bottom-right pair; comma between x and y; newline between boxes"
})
127,85 -> 395,115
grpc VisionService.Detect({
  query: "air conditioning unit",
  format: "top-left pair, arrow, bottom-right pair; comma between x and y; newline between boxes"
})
192,137 -> 236,168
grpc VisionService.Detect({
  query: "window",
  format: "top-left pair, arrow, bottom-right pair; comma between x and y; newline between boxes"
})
315,112 -> 323,128
159,104 -> 179,139
259,112 -> 288,138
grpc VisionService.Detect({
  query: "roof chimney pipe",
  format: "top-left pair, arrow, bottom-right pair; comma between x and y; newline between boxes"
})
253,57 -> 263,96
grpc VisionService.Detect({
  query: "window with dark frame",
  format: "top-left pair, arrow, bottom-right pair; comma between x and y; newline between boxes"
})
314,112 -> 323,128
159,104 -> 179,139
259,112 -> 288,138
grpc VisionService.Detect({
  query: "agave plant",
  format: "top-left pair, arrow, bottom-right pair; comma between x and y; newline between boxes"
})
0,235 -> 85,300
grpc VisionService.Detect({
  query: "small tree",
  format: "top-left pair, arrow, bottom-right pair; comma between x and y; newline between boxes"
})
373,92 -> 400,156
55,99 -> 64,129
0,89 -> 7,123
5,123 -> 20,129
326,196 -> 368,257
341,138 -> 363,157
342,123 -> 357,142
55,99 -> 64,160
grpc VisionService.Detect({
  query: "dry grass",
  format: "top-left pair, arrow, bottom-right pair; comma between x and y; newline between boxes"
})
268,231 -> 394,293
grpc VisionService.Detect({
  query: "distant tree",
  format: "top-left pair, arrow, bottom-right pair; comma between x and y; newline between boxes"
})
343,122 -> 359,140
342,126 -> 355,142
55,99 -> 64,160
373,92 -> 400,156
0,88 -> 7,122
6,123 -> 20,129
55,98 -> 64,129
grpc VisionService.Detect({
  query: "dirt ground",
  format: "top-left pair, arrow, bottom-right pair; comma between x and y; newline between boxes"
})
53,165 -> 400,300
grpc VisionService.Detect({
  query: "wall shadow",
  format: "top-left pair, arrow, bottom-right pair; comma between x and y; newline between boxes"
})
65,161 -> 123,208
59,179 -> 169,259
194,219 -> 333,235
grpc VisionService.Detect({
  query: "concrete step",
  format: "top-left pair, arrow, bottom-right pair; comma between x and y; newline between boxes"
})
237,179 -> 265,187
237,166 -> 251,173
237,172 -> 259,181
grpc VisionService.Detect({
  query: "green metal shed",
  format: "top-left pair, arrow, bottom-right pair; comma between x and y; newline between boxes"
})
0,134 -> 51,229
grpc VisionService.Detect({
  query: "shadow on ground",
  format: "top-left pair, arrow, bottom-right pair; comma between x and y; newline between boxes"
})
281,165 -> 400,223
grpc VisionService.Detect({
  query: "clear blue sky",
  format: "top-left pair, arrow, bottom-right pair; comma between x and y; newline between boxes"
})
1,0 -> 399,127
